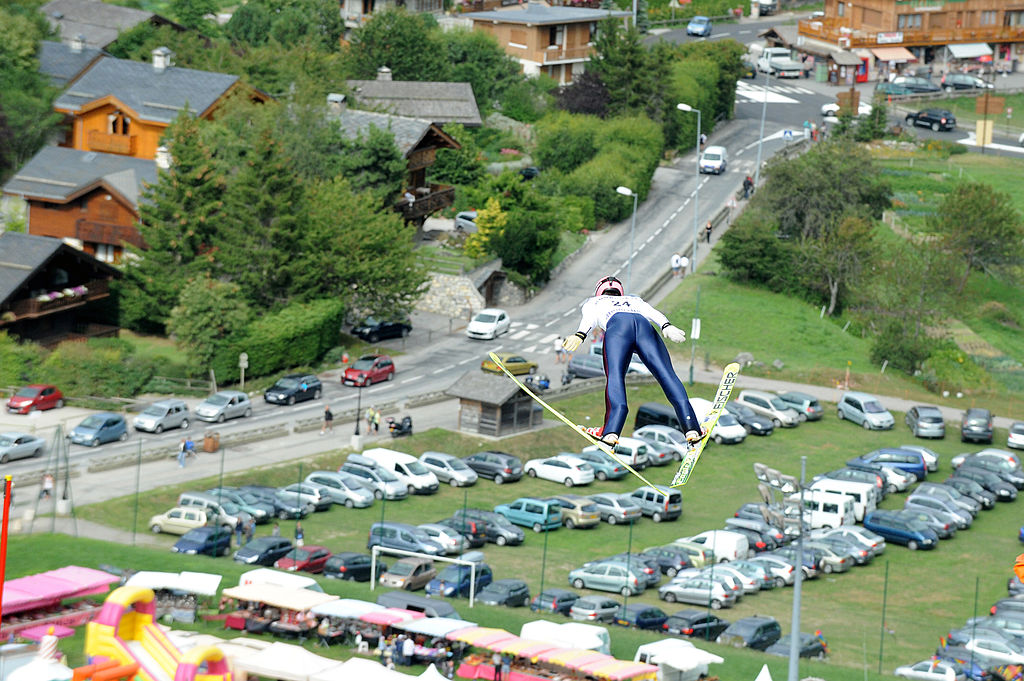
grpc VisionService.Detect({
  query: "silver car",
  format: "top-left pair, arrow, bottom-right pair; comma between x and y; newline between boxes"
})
570,595 -> 621,622
305,471 -> 374,508
587,493 -> 643,525
0,432 -> 45,463
195,390 -> 252,423
417,523 -> 469,555
133,398 -> 190,433
905,405 -> 946,439
659,576 -> 737,609
419,451 -> 478,487
277,482 -> 333,512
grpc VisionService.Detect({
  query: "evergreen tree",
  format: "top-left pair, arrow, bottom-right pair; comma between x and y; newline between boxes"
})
121,112 -> 228,331
588,18 -> 653,117
0,69 -> 61,184
345,8 -> 449,81
167,277 -> 252,377
430,123 -> 485,186
170,0 -> 218,31
225,3 -> 272,45
635,0 -> 650,34
337,124 -> 407,206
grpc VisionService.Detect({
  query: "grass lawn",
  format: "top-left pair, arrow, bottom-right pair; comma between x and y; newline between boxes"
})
67,376 -> 1024,678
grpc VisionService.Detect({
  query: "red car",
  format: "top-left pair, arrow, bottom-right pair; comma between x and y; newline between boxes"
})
274,545 -> 332,574
6,385 -> 64,414
342,354 -> 395,387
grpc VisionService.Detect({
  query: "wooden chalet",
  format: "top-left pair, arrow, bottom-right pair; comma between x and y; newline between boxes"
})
445,372 -> 543,436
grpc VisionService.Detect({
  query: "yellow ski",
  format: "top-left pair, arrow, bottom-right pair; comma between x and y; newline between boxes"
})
670,362 -> 741,487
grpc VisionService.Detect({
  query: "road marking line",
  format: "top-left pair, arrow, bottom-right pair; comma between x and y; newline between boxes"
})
400,375 -> 424,384
509,330 -> 530,339
539,334 -> 559,343
522,345 -> 537,352
457,357 -> 475,365
525,323 -> 539,330
545,318 -> 558,327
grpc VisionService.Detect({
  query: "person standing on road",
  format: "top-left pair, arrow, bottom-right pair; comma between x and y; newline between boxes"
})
177,439 -> 188,468
372,409 -> 381,433
295,521 -> 304,547
670,252 -> 683,278
743,175 -> 754,199
705,221 -> 713,244
365,406 -> 374,432
554,336 -> 567,363
39,473 -> 54,500
321,405 -> 334,435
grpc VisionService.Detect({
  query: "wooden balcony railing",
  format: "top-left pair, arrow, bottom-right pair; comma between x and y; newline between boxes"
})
87,130 -> 136,156
798,18 -> 1024,49
394,185 -> 455,221
75,219 -> 145,249
2,279 -> 111,323
542,45 -> 593,64
407,148 -> 437,173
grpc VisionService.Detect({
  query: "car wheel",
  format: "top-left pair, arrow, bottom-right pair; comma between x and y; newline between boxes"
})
150,524 -> 162,533
244,408 -> 252,418
798,413 -> 808,422
666,567 -> 678,579
90,438 -> 100,448
287,396 -> 295,406
387,372 -> 394,382
155,424 -> 164,434
775,576 -> 786,588
33,449 -> 42,458
907,540 -> 919,550
368,333 -> 379,343
816,650 -> 826,660
120,431 -> 129,441
56,399 -> 64,409
532,523 -> 543,533
905,115 -> 913,124
496,535 -> 508,546
564,478 -> 574,488
527,469 -> 537,478
314,389 -> 322,400
862,419 -> 872,430
931,122 -> 940,132
449,479 -> 459,488
772,418 -> 781,428
344,499 -> 354,509
652,512 -> 663,523
607,515 -> 618,526
596,471 -> 607,481
823,563 -> 833,574
408,485 -> 415,495
374,490 -> 384,500
0,454 -> 8,464
945,85 -> 954,92
572,578 -> 585,589
714,435 -> 723,445
528,366 -> 536,375
837,410 -> 844,420
711,599 -> 722,610
217,413 -> 226,423
743,424 -> 752,433
887,484 -> 898,494
620,587 -> 632,597
221,546 -> 230,557
181,419 -> 189,430
494,474 -> 504,485
277,510 -> 289,519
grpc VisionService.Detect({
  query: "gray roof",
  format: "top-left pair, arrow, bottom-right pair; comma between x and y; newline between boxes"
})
3,146 -> 156,208
346,80 -> 482,127
54,55 -> 240,123
445,371 -> 523,404
331,109 -> 435,156
467,4 -> 629,26
41,0 -> 169,49
0,232 -> 117,307
38,40 -> 105,87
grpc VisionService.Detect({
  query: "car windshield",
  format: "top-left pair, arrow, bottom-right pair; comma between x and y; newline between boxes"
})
363,317 -> 380,326
14,387 -> 41,397
449,458 -> 470,471
240,493 -> 263,504
474,313 -> 497,323
414,529 -> 433,541
0,436 -> 15,446
718,414 -> 740,427
377,468 -> 399,482
286,548 -> 312,560
273,378 -> 300,390
769,398 -> 791,410
1012,424 -> 1024,435
206,394 -> 230,406
352,359 -> 375,370
486,583 -> 512,594
406,461 -> 429,475
182,529 -> 212,540
389,562 -> 420,576
222,502 -> 241,514
703,152 -> 721,161
79,415 -> 105,429
438,565 -> 466,580
142,405 -> 166,416
863,400 -> 886,414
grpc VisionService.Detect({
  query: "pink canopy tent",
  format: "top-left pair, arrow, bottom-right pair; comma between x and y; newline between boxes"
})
17,624 -> 76,641
359,608 -> 426,627
447,627 -> 518,648
3,566 -> 119,615
536,648 -> 613,667
577,659 -> 659,680
492,638 -> 560,659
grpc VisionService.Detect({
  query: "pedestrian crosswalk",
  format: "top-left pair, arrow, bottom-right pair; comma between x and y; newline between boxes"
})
735,80 -> 816,104
505,322 -> 562,353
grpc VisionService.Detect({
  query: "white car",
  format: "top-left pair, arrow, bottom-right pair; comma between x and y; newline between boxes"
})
466,308 -> 510,340
895,658 -> 967,681
965,637 -> 1024,665
417,523 -> 469,555
524,455 -> 595,487
899,444 -> 939,472
688,398 -> 748,445
821,101 -> 873,119
876,464 -> 915,493
1009,422 -> 1024,450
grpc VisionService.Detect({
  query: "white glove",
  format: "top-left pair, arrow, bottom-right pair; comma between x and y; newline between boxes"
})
663,324 -> 686,343
563,333 -> 584,353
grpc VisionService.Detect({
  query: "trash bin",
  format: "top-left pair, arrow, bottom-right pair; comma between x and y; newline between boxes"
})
203,431 -> 220,452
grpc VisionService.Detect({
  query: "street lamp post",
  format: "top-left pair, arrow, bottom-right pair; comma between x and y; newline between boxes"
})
676,103 -> 701,275
754,68 -> 770,190
615,186 -> 639,293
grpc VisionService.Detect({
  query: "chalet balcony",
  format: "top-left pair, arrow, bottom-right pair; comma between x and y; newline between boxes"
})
394,184 -> 455,222
798,18 -> 1024,49
407,147 -> 437,173
75,219 -> 146,249
541,45 -> 593,64
2,279 -> 111,324
87,130 -> 136,156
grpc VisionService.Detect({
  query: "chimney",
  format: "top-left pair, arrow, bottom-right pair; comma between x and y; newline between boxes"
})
326,93 -> 346,114
152,46 -> 174,73
376,66 -> 392,81
71,34 -> 86,53
155,145 -> 171,169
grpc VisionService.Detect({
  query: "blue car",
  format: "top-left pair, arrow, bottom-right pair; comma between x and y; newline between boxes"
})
172,526 -> 233,556
426,562 -> 493,598
863,510 -> 938,550
69,413 -> 128,447
848,448 -> 926,481
686,15 -> 712,37
494,498 -> 562,533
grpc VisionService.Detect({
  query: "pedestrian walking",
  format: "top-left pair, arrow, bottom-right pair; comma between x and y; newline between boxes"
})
295,521 -> 304,547
39,473 -> 54,500
245,517 -> 255,544
401,635 -> 415,666
365,406 -> 375,432
492,652 -> 503,681
554,336 -> 567,363
372,409 -> 381,434
321,405 -> 333,435
272,522 -> 281,537
743,175 -> 754,199
235,518 -> 243,546
177,439 -> 188,468
670,252 -> 683,278
705,221 -> 712,244
699,132 -> 708,149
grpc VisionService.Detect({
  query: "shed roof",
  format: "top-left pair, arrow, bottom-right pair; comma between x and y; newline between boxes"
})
332,109 -> 443,156
445,371 -> 522,404
41,0 -> 179,49
468,4 -> 629,25
346,79 -> 482,127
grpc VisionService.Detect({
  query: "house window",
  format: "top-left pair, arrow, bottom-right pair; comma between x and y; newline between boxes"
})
588,21 -> 597,43
107,111 -> 130,135
896,13 -> 922,30
837,2 -> 844,17
94,243 -> 115,263
980,10 -> 996,26
1007,11 -> 1024,26
548,25 -> 564,47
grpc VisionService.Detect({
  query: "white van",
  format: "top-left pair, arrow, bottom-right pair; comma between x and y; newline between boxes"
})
583,436 -> 650,470
685,529 -> 749,563
808,478 -> 877,521
239,568 -> 323,592
788,490 -> 855,529
363,448 -> 440,495
689,397 -> 747,445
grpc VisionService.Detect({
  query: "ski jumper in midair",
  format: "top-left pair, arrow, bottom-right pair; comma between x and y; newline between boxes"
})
562,276 -> 702,445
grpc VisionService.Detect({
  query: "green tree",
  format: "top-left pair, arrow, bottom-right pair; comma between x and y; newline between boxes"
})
166,277 -> 252,377
430,123 -> 485,186
269,7 -> 315,47
225,3 -> 272,45
346,9 -> 449,81
555,70 -> 609,117
534,111 -> 599,173
798,215 -> 875,316
464,196 -> 506,259
717,205 -> 798,292
121,112 -> 228,331
0,331 -> 43,386
442,29 -> 520,113
0,69 -> 62,183
588,18 -> 653,117
0,7 -> 45,74
170,0 -> 217,30
336,124 -> 407,205
297,177 -> 427,317
929,181 -> 1024,294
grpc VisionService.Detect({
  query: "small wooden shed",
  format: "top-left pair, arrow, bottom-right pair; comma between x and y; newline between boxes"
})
445,372 -> 542,436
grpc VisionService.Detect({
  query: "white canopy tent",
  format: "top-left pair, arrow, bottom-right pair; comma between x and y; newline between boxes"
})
396,616 -> 476,638
309,656 -> 416,681
311,598 -> 385,619
231,641 -> 342,681
520,620 -> 608,655
418,663 -> 450,681
221,583 -> 338,612
125,571 -> 223,596
634,639 -> 723,681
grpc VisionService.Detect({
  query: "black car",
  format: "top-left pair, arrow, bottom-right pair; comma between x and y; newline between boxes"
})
530,588 -> 578,615
891,76 -> 942,93
941,72 -> 994,91
351,317 -> 411,343
724,402 -> 774,436
960,458 -> 1024,490
478,579 -> 531,607
613,603 -> 668,630
463,451 -> 523,485
451,508 -> 524,546
233,536 -> 294,566
324,551 -> 385,581
172,526 -> 233,557
717,616 -> 782,650
946,476 -> 997,509
640,547 -> 693,577
436,516 -> 488,548
765,633 -> 828,659
240,485 -> 311,519
961,408 -> 994,444
664,609 -> 730,640
952,469 -> 1018,501
905,108 -> 957,131
263,373 -> 322,406
518,166 -> 540,181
